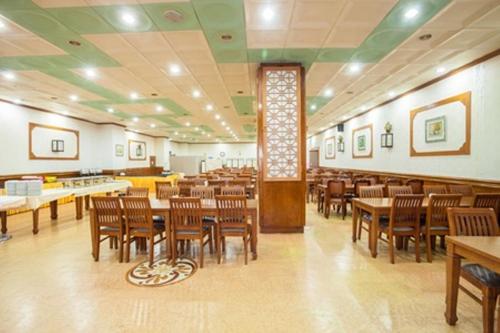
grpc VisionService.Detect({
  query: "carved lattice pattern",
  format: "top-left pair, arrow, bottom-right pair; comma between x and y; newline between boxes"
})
263,69 -> 300,180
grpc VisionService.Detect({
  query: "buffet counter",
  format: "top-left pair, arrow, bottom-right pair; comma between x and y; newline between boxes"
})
114,174 -> 179,193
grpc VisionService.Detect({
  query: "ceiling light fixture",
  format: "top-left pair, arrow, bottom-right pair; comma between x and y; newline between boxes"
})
311,104 -> 317,111
388,91 -> 396,98
0,20 -> 6,30
69,94 -> 78,101
121,12 -> 137,26
132,117 -> 139,122
84,68 -> 97,79
130,92 -> 139,100
2,71 -> 15,80
150,124 -> 156,128
404,8 -> 419,20
262,7 -> 275,21
107,108 -> 114,113
221,121 -> 226,126
225,126 -> 230,131
206,104 -> 213,111
361,105 -> 367,111
192,89 -> 201,98
348,63 -> 361,74
215,114 -> 221,120
169,64 -> 181,75
155,105 -> 163,112
195,127 -> 200,131
13,98 -> 21,104
323,88 -> 334,97
185,122 -> 191,127
436,66 -> 446,74
174,131 -> 179,135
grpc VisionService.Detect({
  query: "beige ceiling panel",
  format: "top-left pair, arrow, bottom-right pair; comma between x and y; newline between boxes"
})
380,49 -> 427,65
366,62 -> 405,76
438,28 -> 497,50
92,67 -> 158,97
32,0 -> 88,8
142,50 -> 181,67
246,30 -> 287,48
244,0 -> 294,31
122,32 -> 173,53
176,49 -> 216,65
413,49 -> 462,65
337,0 -> 396,26
323,25 -> 374,48
127,64 -> 165,80
0,40 -> 24,57
398,28 -> 459,50
163,31 -> 210,51
83,34 -> 132,54
470,4 -> 500,28
307,63 -> 343,82
218,63 -> 249,76
187,64 -> 221,77
286,29 -> 329,48
291,1 -> 345,30
85,0 -> 138,5
425,0 -> 497,30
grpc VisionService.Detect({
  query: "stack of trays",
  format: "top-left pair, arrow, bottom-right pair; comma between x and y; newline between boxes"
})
5,180 -> 43,196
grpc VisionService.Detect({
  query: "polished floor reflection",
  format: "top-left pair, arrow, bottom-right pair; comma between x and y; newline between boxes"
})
0,203 -> 483,332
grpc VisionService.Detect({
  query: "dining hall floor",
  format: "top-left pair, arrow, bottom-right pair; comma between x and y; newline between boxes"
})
0,202 -> 484,333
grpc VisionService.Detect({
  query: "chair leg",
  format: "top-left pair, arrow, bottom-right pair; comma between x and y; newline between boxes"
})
109,237 -> 113,249
125,230 -> 131,263
149,236 -> 154,267
357,220 -> 363,240
208,231 -> 214,254
426,232 -> 432,263
388,234 -> 395,264
95,233 -> 100,262
482,287 -> 496,333
243,236 -> 248,265
217,231 -> 222,264
415,233 -> 421,263
431,236 -> 436,250
440,235 -> 446,249
199,238 -> 204,268
118,233 -> 124,263
172,234 -> 177,263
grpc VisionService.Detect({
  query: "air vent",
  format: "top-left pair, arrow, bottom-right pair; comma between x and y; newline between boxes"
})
163,10 -> 184,23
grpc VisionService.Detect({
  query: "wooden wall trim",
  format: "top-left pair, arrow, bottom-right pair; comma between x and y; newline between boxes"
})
29,122 -> 80,160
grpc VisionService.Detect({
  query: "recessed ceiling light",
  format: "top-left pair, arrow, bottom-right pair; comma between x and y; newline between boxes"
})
262,7 -> 275,21
404,8 -> 419,20
130,92 -> 139,100
2,71 -> 15,80
201,131 -> 205,135
13,98 -> 21,104
419,33 -> 432,41
436,66 -> 446,74
388,91 -> 396,98
168,64 -> 181,75
62,111 -> 69,115
121,12 -> 137,26
69,94 -> 78,101
206,104 -> 213,111
150,124 -> 156,128
221,121 -> 226,126
0,20 -> 6,30
323,88 -> 334,97
132,117 -> 139,122
195,127 -> 199,131
107,107 -> 114,113
342,116 -> 349,120
225,126 -> 230,131
68,40 -> 81,46
207,133 -> 211,137
155,105 -> 163,112
215,114 -> 221,120
174,131 -> 179,135
84,68 -> 97,79
163,9 -> 184,23
192,89 -> 201,98
182,134 -> 186,138
360,105 -> 367,111
348,63 -> 361,74
310,104 -> 317,111
185,122 -> 191,127
220,34 -> 233,41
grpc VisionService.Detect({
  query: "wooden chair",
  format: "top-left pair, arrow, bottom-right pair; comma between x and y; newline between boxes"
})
91,196 -> 125,262
473,193 -> 500,221
122,197 -> 165,266
215,195 -> 251,264
155,181 -> 171,199
406,179 -> 424,194
357,186 -> 384,240
193,178 -> 206,186
325,180 -> 347,219
170,197 -> 213,268
221,186 -> 245,196
126,187 -> 149,197
384,178 -> 402,196
208,180 -> 226,195
447,208 -> 500,333
448,184 -> 474,196
190,186 -> 215,199
156,186 -> 179,199
177,180 -> 196,197
422,194 -> 462,262
379,194 -> 424,264
423,185 -> 447,197
387,185 -> 413,198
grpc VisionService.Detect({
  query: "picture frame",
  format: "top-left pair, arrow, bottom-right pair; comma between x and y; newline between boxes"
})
128,140 -> 147,161
352,124 -> 373,159
324,136 -> 336,159
51,139 -> 64,152
357,135 -> 366,151
115,144 -> 124,157
425,116 -> 447,143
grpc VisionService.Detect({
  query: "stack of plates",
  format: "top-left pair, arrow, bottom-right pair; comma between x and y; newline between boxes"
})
5,180 -> 43,196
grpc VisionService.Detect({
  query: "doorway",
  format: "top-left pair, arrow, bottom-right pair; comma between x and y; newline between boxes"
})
309,149 -> 319,168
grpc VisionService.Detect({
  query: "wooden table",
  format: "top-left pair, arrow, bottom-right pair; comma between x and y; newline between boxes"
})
351,197 -> 474,258
0,196 -> 27,241
445,236 -> 500,331
90,198 -> 259,261
317,183 -> 355,217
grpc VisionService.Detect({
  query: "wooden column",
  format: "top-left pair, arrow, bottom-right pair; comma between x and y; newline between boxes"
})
257,64 -> 306,233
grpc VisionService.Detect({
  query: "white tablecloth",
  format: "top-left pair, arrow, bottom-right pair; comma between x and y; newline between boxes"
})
23,189 -> 74,210
71,180 -> 132,197
0,196 -> 27,211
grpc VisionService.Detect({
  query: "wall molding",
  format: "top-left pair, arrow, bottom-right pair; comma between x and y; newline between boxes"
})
29,122 -> 80,160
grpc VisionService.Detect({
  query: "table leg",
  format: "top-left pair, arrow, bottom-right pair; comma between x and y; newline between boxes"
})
370,210 -> 379,258
496,301 -> 499,333
352,202 -> 358,243
84,195 -> 90,210
251,210 -> 257,260
90,209 -> 96,260
1,211 -> 7,234
32,209 -> 39,234
75,197 -> 83,220
323,191 -> 330,218
50,200 -> 58,220
163,211 -> 172,259
445,243 -> 461,325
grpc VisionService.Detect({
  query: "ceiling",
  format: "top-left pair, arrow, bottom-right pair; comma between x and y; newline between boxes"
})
0,0 -> 499,142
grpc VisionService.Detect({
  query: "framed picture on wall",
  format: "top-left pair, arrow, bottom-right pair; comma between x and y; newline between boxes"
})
115,144 -> 124,157
128,140 -> 147,160
352,124 -> 373,159
425,116 -> 446,143
51,139 -> 64,152
324,136 -> 335,159
357,135 -> 367,151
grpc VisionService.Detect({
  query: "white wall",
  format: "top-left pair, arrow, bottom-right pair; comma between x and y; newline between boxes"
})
307,55 -> 500,181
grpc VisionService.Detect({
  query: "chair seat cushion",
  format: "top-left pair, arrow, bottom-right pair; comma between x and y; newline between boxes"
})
421,225 -> 449,233
462,264 -> 500,288
362,213 -> 389,223
220,225 -> 251,234
100,226 -> 120,232
133,226 -> 165,233
202,217 -> 216,225
153,216 -> 164,223
379,222 -> 414,232
176,226 -> 210,235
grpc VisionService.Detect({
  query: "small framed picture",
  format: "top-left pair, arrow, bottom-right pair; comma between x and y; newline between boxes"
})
115,144 -> 124,157
357,135 -> 367,151
51,139 -> 64,152
425,116 -> 446,143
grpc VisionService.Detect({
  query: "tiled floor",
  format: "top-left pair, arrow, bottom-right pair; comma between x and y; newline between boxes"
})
0,202 -> 485,332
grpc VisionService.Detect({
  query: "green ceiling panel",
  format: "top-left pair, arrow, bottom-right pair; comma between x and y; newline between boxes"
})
315,48 -> 356,63
247,49 -> 284,63
46,7 -> 116,34
148,115 -> 182,128
243,124 -> 256,133
306,96 -> 332,115
191,0 -> 245,31
231,96 -> 255,116
199,125 -> 214,133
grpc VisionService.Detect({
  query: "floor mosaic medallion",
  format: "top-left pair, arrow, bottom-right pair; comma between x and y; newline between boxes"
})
126,257 -> 197,287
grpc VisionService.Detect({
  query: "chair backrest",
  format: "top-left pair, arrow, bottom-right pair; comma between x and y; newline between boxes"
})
157,186 -> 180,199
448,184 -> 474,196
405,179 -> 424,194
473,193 -> 500,220
177,180 -> 196,196
390,194 -> 424,229
216,195 -> 247,230
122,197 -> 153,230
155,181 -> 171,198
221,186 -> 245,196
208,179 -> 226,187
359,186 -> 384,198
170,197 -> 203,234
91,196 -> 123,229
385,178 -> 402,186
447,207 -> 499,236
387,185 -> 413,198
190,186 -> 215,199
339,177 -> 352,186
126,187 -> 149,197
192,178 -> 206,186
353,179 -> 371,196
426,194 -> 462,228
328,180 -> 345,197
228,180 -> 248,188
423,185 -> 447,197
